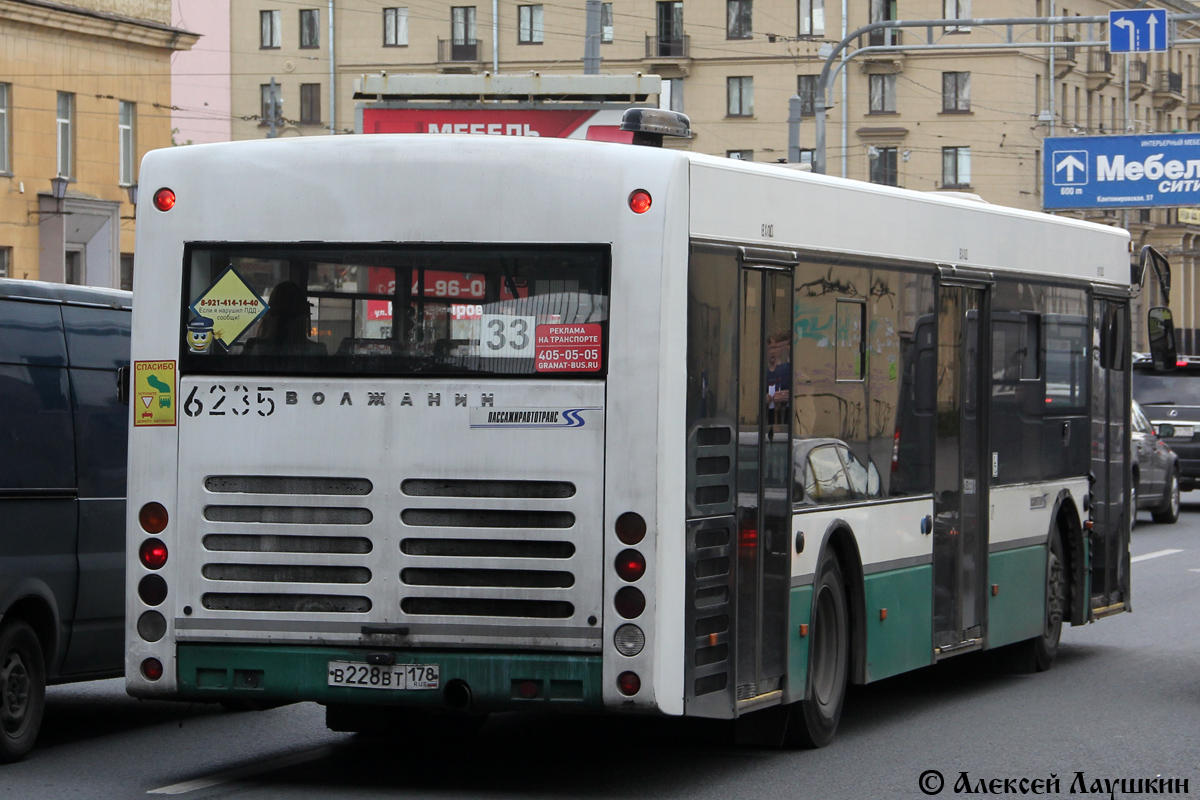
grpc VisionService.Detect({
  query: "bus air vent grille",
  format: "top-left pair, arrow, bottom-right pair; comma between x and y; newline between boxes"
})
688,425 -> 736,518
401,479 -> 575,499
202,563 -> 372,584
400,538 -> 575,558
203,534 -> 373,554
205,476 -> 373,495
204,505 -> 373,525
202,593 -> 371,613
400,597 -> 574,619
685,517 -> 736,714
400,509 -> 574,529
401,567 -> 574,588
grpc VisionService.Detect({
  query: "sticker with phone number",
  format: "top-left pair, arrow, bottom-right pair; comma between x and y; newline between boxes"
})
535,323 -> 602,372
327,661 -> 439,690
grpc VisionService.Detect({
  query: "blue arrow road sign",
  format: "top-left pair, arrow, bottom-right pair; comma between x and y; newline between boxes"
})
1044,134 -> 1200,210
1109,8 -> 1168,53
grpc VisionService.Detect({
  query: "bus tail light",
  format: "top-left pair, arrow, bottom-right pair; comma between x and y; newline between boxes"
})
137,611 -> 167,642
141,658 -> 164,681
140,538 -> 168,570
615,549 -> 646,582
139,502 -> 169,533
615,512 -> 646,545
628,190 -> 652,214
617,671 -> 641,696
614,624 -> 645,656
153,188 -> 176,212
614,586 -> 645,619
138,574 -> 168,606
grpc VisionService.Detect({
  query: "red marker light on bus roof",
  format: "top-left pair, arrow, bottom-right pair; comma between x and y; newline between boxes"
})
628,189 -> 652,214
153,188 -> 176,212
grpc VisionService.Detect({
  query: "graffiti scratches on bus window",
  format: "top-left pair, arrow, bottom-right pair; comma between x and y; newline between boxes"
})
794,314 -> 833,343
870,277 -> 896,307
797,269 -> 861,298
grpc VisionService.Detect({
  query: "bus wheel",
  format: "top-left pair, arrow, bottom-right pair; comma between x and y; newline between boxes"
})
1006,527 -> 1066,674
785,549 -> 849,748
0,620 -> 46,763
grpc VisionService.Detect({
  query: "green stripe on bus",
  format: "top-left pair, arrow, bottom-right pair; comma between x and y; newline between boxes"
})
176,644 -> 603,710
863,564 -> 934,682
986,545 -> 1048,648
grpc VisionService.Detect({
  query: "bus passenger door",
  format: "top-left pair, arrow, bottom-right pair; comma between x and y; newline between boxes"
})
735,267 -> 793,703
1089,298 -> 1131,616
933,284 -> 989,654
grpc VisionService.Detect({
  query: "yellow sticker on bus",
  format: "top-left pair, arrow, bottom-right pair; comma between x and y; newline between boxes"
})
134,360 -> 177,427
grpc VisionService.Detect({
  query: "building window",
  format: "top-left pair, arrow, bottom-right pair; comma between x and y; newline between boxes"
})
300,84 -> 321,125
119,101 -> 135,186
300,9 -> 319,48
727,149 -> 753,161
260,83 -> 282,127
0,83 -> 9,174
120,253 -> 134,291
869,74 -> 896,113
384,8 -> 409,45
56,92 -> 73,178
660,77 -> 684,112
601,3 -> 613,43
518,5 -> 544,43
260,9 -> 281,48
65,249 -> 83,285
799,148 -> 815,166
727,76 -> 754,117
868,0 -> 897,46
656,2 -> 684,56
797,74 -> 817,115
944,0 -> 970,32
942,72 -> 970,112
869,146 -> 898,186
800,0 -> 824,36
727,0 -> 751,39
452,7 -> 477,45
942,146 -> 970,186
0,247 -> 10,278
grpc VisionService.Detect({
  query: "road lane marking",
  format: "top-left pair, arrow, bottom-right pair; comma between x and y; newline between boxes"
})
1131,549 -> 1183,563
148,744 -> 336,795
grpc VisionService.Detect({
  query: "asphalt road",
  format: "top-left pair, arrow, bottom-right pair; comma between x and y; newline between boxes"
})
5,504 -> 1198,800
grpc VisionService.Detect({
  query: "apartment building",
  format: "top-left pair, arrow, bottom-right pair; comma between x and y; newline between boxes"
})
230,0 -> 1200,347
0,0 -> 197,287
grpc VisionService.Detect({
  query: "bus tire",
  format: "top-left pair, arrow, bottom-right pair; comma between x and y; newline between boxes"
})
1005,527 -> 1066,674
785,549 -> 849,749
0,620 -> 46,763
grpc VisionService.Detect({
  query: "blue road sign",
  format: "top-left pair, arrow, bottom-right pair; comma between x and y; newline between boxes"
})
1044,134 -> 1200,210
1109,8 -> 1168,53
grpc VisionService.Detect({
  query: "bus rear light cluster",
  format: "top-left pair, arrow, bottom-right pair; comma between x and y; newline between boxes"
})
613,624 -> 645,656
617,671 -> 641,696
141,658 -> 164,681
139,502 -> 169,534
139,538 -> 168,570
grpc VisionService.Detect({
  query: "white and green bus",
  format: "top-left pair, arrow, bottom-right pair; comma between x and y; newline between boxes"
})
125,113 -> 1172,746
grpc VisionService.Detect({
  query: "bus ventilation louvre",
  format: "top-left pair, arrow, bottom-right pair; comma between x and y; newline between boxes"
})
684,517 -> 736,716
688,426 -> 736,513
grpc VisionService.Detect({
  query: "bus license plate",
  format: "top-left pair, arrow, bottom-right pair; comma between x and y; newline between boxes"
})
326,661 -> 440,690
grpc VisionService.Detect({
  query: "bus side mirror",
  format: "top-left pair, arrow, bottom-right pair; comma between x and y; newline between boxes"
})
1147,307 -> 1177,372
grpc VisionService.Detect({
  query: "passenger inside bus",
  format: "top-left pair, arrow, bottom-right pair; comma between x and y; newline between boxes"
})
243,281 -> 328,357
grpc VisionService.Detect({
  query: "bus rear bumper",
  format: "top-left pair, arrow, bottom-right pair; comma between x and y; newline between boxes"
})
175,643 -> 604,712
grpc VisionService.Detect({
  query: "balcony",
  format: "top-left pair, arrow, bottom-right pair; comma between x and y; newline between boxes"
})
438,38 -> 481,68
1053,34 -> 1077,68
867,28 -> 903,48
1154,70 -> 1184,111
1188,84 -> 1200,119
644,34 -> 689,59
1085,48 -> 1114,90
1128,59 -> 1150,101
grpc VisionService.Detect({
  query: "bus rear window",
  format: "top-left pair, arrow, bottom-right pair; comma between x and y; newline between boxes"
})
180,245 -> 609,377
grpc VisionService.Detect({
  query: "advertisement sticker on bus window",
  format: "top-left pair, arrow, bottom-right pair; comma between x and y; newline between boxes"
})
133,360 -> 177,427
189,266 -> 267,350
535,324 -> 603,372
480,314 -> 536,359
